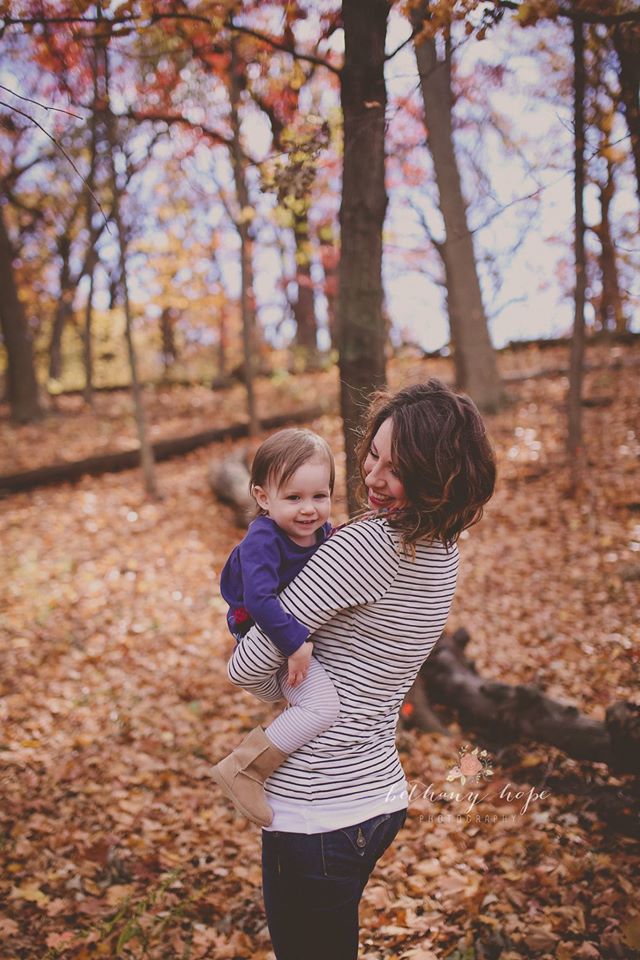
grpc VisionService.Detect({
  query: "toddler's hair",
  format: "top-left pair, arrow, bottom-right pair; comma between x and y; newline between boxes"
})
250,428 -> 335,512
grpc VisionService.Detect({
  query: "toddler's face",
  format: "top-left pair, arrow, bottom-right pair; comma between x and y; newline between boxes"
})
253,458 -> 332,546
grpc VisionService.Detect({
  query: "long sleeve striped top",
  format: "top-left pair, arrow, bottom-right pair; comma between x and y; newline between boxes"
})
227,516 -> 459,833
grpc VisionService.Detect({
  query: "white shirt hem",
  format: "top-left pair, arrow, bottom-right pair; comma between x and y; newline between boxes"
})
263,781 -> 410,834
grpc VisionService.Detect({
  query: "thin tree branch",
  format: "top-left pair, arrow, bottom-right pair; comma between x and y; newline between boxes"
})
0,84 -> 83,119
408,198 -> 445,256
385,27 -> 420,61
226,18 -> 341,74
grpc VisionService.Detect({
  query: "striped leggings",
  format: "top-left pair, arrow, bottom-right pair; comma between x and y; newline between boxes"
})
228,636 -> 340,755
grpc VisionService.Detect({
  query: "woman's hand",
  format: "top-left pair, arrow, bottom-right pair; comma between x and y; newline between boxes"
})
287,641 -> 313,687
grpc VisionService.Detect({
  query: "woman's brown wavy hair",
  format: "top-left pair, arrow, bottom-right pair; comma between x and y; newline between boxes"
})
355,379 -> 496,551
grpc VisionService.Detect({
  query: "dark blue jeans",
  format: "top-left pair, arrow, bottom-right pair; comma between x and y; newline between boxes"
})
262,808 -> 407,960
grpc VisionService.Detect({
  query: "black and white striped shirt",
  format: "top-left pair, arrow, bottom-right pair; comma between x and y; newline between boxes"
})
227,517 -> 459,833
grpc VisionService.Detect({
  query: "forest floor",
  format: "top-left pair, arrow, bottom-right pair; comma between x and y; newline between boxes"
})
1,341 -> 639,960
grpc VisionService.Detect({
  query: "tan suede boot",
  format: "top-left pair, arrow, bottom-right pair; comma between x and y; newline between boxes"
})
211,726 -> 289,827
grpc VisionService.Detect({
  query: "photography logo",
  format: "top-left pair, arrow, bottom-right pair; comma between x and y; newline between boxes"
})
445,743 -> 494,786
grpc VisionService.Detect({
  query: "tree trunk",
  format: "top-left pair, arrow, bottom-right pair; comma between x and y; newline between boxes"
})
229,42 -> 259,436
339,0 -> 389,515
113,207 -> 158,499
411,4 -> 502,412
83,33 -> 101,408
160,306 -> 178,379
613,23 -> 640,205
105,52 -> 158,499
0,202 -> 42,422
83,264 -> 96,406
215,303 -> 228,385
48,234 -> 73,382
292,213 -> 318,365
593,158 -> 627,333
567,20 -> 587,492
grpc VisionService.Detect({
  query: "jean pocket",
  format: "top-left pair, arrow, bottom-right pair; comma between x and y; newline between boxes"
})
320,811 -> 404,880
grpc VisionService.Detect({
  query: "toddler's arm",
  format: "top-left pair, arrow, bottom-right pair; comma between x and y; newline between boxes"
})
238,525 -> 310,657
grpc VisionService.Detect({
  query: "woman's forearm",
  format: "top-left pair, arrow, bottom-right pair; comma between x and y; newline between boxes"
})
227,625 -> 285,699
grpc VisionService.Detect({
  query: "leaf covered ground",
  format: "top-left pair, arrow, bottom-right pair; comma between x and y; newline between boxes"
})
1,342 -> 639,960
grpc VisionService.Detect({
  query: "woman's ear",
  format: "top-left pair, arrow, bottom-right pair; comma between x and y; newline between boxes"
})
252,485 -> 270,512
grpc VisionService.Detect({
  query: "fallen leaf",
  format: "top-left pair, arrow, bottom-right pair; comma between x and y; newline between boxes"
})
10,882 -> 49,905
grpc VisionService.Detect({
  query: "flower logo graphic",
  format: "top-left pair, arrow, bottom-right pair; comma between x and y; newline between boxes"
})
446,743 -> 494,785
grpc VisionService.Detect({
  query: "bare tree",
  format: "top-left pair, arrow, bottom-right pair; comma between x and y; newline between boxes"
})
229,40 -> 259,436
104,38 -> 158,499
567,20 -> 587,493
411,2 -> 502,412
339,0 -> 390,514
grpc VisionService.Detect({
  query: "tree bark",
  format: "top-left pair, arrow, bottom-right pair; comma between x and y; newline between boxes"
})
612,23 -> 640,205
593,157 -> 627,333
83,32 -> 101,407
339,0 -> 390,515
216,305 -> 228,384
82,265 -> 96,405
160,306 -> 178,378
292,213 -> 319,365
411,3 -> 502,413
229,41 -> 259,437
111,198 -> 158,499
567,21 -> 587,491
48,233 -> 74,382
0,201 -> 42,422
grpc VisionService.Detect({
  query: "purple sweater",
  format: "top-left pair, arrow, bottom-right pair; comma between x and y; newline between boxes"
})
219,515 -> 332,656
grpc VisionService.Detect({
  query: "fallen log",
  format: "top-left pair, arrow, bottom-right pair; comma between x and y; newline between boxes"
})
405,628 -> 640,775
0,406 -> 322,496
208,448 -> 255,527
501,354 -> 640,384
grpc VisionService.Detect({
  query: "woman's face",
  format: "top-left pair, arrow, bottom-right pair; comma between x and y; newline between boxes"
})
363,417 -> 407,512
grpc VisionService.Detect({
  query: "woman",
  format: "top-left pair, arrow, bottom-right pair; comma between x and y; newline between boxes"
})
224,379 -> 496,960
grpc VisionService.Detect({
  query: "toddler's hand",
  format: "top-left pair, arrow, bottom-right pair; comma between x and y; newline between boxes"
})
287,641 -> 313,687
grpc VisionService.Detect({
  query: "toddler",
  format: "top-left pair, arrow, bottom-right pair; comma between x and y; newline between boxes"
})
212,428 -> 341,826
